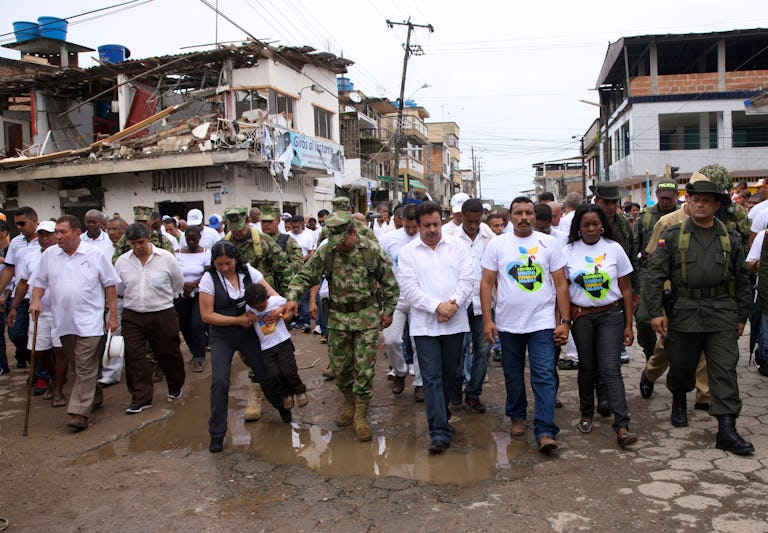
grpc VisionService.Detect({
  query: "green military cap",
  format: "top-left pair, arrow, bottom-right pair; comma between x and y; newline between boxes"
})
260,205 -> 278,221
331,196 -> 351,212
224,206 -> 248,231
656,178 -> 679,198
326,211 -> 354,247
133,206 -> 153,222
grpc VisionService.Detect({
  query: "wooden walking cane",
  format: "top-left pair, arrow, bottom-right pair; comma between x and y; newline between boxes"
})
22,314 -> 40,436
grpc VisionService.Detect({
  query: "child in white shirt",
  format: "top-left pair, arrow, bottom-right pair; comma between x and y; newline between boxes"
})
245,284 -> 308,409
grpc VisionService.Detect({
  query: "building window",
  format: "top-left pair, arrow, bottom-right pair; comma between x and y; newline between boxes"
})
269,90 -> 295,116
732,111 -> 768,148
659,112 -> 719,151
621,122 -> 630,158
314,107 -> 332,139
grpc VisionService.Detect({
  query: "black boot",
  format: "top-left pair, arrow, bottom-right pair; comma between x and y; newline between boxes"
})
670,392 -> 688,427
716,415 -> 754,455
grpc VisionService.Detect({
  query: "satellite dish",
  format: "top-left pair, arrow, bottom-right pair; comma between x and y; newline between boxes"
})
349,92 -> 362,103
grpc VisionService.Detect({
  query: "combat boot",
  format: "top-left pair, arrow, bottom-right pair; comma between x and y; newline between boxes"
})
353,397 -> 372,442
716,415 -> 755,455
244,382 -> 263,422
670,392 -> 688,427
335,390 -> 355,426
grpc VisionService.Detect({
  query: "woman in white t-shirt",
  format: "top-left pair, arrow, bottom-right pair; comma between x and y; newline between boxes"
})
199,241 -> 290,453
563,204 -> 637,448
174,226 -> 211,373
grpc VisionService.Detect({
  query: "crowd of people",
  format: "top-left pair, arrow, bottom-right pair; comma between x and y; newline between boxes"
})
0,162 -> 761,457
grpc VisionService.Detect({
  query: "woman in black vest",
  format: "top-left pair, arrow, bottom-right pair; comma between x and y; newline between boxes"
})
199,241 -> 290,453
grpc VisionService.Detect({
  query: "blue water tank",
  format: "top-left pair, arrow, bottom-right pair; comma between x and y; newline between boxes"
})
13,21 -> 40,42
38,16 -> 67,41
337,76 -> 353,92
98,44 -> 131,64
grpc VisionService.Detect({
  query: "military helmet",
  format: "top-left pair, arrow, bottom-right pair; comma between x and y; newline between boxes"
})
698,164 -> 733,192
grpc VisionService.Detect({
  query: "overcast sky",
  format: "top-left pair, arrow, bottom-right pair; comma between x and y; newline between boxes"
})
2,0 -> 767,205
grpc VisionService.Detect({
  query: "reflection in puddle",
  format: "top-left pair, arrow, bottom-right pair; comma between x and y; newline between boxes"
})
83,372 -> 531,484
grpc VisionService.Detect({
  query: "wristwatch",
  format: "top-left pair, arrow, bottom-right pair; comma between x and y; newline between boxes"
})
559,318 -> 573,326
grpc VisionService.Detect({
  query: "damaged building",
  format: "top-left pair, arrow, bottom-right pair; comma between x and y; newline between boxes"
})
0,35 -> 352,221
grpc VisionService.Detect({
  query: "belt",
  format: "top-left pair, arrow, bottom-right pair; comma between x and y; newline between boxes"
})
571,300 -> 621,322
330,295 -> 378,313
677,283 -> 732,299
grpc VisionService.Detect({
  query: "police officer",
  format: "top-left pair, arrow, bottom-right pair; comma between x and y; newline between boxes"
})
112,206 -> 175,262
634,179 -> 680,361
284,211 -> 398,442
644,179 -> 754,455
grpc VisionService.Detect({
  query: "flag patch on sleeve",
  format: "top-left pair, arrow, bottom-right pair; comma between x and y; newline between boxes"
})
657,238 -> 665,247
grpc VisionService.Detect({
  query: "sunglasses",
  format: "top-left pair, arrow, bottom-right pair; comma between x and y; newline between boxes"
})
15,221 -> 26,227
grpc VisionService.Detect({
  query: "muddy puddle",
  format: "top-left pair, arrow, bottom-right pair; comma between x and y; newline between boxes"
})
80,372 -> 531,484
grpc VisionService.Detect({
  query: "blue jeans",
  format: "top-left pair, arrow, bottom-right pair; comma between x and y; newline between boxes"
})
414,333 -> 464,444
298,290 -> 310,327
464,307 -> 490,399
9,299 -> 30,367
571,306 -> 630,432
499,329 -> 559,441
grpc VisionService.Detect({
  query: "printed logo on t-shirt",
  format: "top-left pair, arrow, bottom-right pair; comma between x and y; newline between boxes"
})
257,312 -> 276,335
572,254 -> 611,300
506,246 -> 544,292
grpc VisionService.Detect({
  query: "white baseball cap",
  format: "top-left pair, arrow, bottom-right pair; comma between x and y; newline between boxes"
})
37,220 -> 56,233
450,192 -> 470,213
482,203 -> 491,211
187,208 -> 204,225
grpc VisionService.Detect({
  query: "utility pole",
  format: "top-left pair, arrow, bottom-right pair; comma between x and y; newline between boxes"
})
387,18 -> 434,203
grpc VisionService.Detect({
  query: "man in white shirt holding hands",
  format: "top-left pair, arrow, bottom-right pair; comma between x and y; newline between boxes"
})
398,201 -> 474,454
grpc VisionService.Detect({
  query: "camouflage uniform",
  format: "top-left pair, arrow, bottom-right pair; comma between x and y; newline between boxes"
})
698,164 -> 750,246
259,205 -> 304,292
221,206 -> 291,290
286,211 -> 398,440
316,196 -> 376,243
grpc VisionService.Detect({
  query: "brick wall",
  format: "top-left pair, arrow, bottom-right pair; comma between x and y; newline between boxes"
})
630,70 -> 768,96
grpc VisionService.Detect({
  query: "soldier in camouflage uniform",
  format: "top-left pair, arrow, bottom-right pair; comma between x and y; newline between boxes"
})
698,164 -> 750,246
112,206 -> 175,263
634,179 -> 680,361
285,211 -> 398,441
316,197 -> 376,243
222,206 -> 291,289
221,205 -> 292,421
257,205 -> 303,294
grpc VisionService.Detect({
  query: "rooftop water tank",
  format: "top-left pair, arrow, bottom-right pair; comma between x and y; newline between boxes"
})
12,21 -> 40,42
38,16 -> 67,41
98,44 -> 131,64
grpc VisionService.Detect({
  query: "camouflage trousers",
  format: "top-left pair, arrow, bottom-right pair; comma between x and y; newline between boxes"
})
327,327 -> 378,400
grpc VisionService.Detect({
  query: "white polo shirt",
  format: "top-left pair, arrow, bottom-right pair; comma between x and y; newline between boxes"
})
81,230 -> 116,261
29,242 -> 120,337
398,233 -> 474,336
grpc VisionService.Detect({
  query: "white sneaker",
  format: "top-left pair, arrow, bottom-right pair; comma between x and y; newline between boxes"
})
408,364 -> 415,376
313,325 -> 322,335
387,368 -> 395,381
